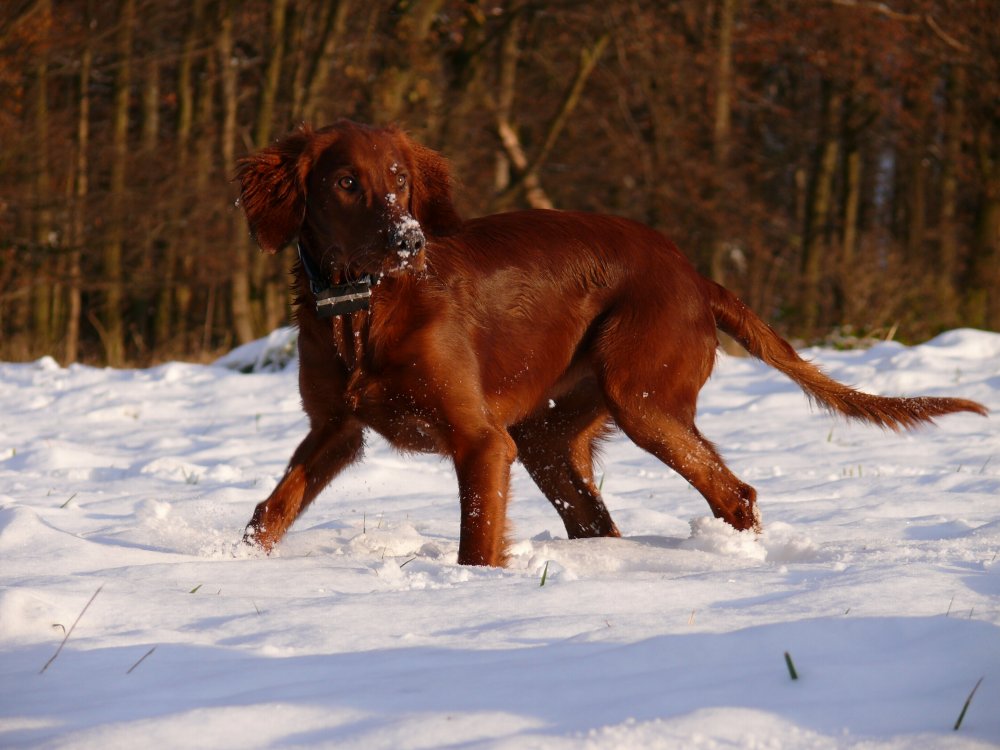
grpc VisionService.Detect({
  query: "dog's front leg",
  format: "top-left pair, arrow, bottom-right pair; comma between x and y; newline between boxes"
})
452,428 -> 518,567
244,418 -> 364,552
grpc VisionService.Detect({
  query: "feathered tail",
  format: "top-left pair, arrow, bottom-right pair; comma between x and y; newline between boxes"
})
705,281 -> 988,431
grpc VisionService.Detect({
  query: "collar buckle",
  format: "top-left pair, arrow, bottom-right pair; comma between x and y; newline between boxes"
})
297,242 -> 372,317
315,281 -> 372,319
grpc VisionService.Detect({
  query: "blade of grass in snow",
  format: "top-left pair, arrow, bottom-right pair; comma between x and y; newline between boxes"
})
40,585 -> 104,675
784,651 -> 799,681
126,647 -> 157,675
953,677 -> 983,731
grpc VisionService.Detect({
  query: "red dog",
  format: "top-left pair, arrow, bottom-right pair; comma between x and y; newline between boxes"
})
236,120 -> 987,566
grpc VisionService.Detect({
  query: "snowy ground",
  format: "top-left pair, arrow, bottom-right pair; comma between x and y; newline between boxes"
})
1,328 -> 998,749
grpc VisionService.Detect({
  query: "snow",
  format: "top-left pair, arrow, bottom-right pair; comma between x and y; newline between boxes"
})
394,212 -> 422,236
1,328 -> 999,749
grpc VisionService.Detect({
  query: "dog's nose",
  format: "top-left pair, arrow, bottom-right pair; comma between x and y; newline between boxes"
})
404,231 -> 426,253
394,215 -> 426,256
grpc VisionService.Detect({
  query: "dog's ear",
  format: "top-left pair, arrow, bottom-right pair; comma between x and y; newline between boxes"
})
401,132 -> 463,237
235,128 -> 313,253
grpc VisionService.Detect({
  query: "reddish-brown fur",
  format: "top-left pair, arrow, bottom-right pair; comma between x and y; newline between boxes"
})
236,120 -> 988,567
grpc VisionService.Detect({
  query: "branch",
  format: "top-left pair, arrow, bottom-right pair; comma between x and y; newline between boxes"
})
296,0 -> 352,123
523,33 -> 610,181
495,32 -> 610,208
830,0 -> 916,21
923,14 -> 971,55
496,120 -> 553,209
0,0 -> 44,44
830,0 -> 970,54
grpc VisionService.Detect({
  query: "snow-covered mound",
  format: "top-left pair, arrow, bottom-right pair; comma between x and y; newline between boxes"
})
1,329 -> 998,748
214,326 -> 299,373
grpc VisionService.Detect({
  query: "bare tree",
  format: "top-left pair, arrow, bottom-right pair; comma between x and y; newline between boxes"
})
100,0 -> 134,367
65,0 -> 94,364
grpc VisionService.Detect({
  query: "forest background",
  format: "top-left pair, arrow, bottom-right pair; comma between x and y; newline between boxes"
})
1,0 -> 997,366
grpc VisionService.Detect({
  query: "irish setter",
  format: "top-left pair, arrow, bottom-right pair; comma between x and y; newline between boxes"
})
236,120 -> 987,567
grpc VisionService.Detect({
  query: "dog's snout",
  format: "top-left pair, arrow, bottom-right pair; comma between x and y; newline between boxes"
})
404,230 -> 426,253
394,216 -> 426,255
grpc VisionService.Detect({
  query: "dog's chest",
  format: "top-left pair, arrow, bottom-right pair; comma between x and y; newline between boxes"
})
318,301 -> 452,454
344,369 -> 444,453
326,329 -> 444,454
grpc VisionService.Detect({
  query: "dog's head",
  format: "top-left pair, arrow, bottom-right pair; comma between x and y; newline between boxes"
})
236,120 -> 461,279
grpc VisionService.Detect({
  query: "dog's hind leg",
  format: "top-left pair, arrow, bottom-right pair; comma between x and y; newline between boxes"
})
243,418 -> 365,552
512,385 -> 620,539
597,316 -> 760,531
611,408 -> 759,531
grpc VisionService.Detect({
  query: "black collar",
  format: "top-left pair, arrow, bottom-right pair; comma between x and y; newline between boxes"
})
297,242 -> 373,319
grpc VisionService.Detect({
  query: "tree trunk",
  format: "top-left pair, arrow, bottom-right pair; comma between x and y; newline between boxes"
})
710,0 -> 736,316
370,0 -> 446,124
142,56 -> 159,153
838,141 -> 862,323
937,65 -> 964,324
65,2 -> 92,365
974,193 -> 1000,328
252,0 -> 293,337
189,33 -> 219,352
292,0 -> 352,125
32,0 -> 53,357
156,0 -> 203,353
136,51 -> 160,355
103,0 -> 134,366
254,0 -> 288,147
906,91 -> 930,262
433,2 -> 489,150
969,123 -> 1000,328
801,79 -> 843,336
220,0 -> 256,346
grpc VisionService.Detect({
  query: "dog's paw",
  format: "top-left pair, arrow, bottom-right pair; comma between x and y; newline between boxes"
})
239,526 -> 275,556
715,484 -> 761,534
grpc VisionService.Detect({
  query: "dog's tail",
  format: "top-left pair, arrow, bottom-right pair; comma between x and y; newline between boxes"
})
705,280 -> 988,431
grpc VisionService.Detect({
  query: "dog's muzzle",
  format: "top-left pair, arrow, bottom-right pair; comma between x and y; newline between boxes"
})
392,213 -> 426,260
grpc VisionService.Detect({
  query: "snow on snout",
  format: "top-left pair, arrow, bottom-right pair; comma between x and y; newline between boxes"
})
394,212 -> 422,240
384,194 -> 424,263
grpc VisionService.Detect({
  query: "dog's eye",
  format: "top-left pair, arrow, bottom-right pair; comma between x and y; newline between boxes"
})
337,176 -> 357,192
396,174 -> 407,189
